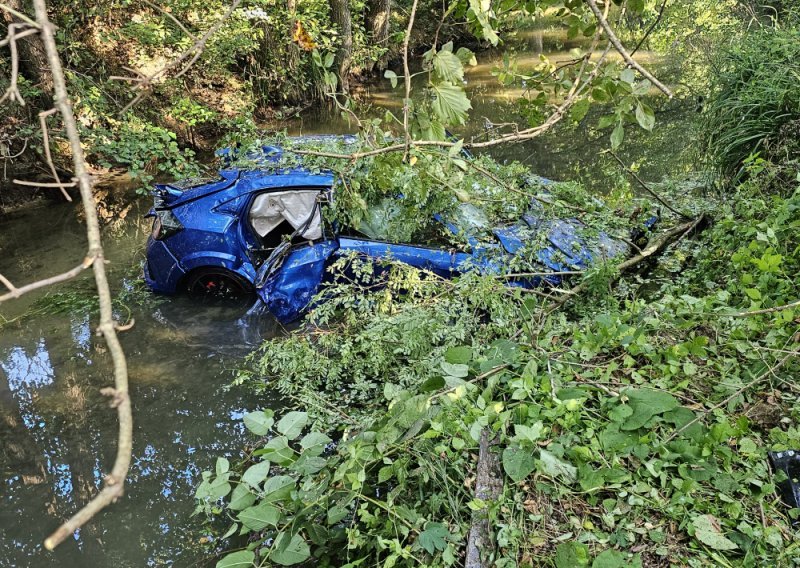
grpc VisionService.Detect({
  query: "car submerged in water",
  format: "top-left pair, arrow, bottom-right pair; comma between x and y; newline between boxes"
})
144,136 -> 657,323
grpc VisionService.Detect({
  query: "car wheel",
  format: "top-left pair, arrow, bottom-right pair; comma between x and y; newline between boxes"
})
185,268 -> 255,308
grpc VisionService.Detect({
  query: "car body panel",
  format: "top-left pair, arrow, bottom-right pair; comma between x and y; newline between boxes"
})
145,137 -> 656,323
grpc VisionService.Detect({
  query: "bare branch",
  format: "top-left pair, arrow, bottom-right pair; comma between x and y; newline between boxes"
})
143,0 -> 197,41
0,257 -> 93,302
725,299 -> 800,318
12,178 -> 76,188
26,0 -> 132,550
662,350 -> 798,444
113,0 -> 241,113
585,0 -> 673,98
0,2 -> 39,27
39,107 -> 73,201
607,150 -> 689,219
402,0 -> 420,161
1,24 -> 26,105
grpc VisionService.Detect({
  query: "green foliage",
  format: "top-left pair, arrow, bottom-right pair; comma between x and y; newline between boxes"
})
704,21 -> 800,180
88,118 -> 201,194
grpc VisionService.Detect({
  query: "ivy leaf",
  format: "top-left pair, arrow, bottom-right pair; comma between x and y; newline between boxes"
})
418,522 -> 450,554
216,550 -> 254,568
270,533 -> 311,566
538,449 -> 577,482
238,502 -> 280,531
621,389 -> 679,431
277,411 -> 308,440
241,460 -> 270,489
430,83 -> 472,125
635,102 -> 655,131
692,514 -> 738,551
502,445 -> 536,482
243,410 -> 274,436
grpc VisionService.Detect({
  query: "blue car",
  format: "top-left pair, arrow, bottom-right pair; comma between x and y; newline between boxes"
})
144,137 -> 654,323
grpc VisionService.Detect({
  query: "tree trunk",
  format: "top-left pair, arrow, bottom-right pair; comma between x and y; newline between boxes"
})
365,0 -> 390,73
2,0 -> 53,97
329,0 -> 352,93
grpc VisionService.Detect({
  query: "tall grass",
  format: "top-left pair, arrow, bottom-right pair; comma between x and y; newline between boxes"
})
703,20 -> 800,180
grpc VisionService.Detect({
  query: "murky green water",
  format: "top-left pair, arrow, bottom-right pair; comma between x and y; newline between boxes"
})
0,31 -> 692,568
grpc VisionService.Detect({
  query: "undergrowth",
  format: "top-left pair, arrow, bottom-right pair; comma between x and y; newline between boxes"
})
194,162 -> 800,567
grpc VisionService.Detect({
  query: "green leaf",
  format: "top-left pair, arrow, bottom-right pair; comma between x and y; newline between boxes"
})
744,288 -> 762,300
441,361 -> 469,378
513,422 -> 544,444
277,411 -> 308,440
456,46 -> 477,66
620,68 -> 636,84
323,51 -> 335,69
242,460 -> 270,489
261,436 -> 294,465
238,502 -> 280,531
216,550 -> 254,568
262,475 -> 295,503
445,346 -> 473,364
621,388 -> 679,430
243,410 -> 274,436
502,445 -> 536,482
270,533 -> 311,566
228,484 -> 257,511
216,457 -> 230,475
571,98 -> 591,123
538,449 -> 577,482
430,83 -> 472,125
468,0 -> 499,45
418,522 -> 450,555
692,514 -> 738,551
299,432 -> 332,456
611,122 -> 624,150
384,69 -> 398,89
635,102 -> 655,131
433,49 -> 465,83
555,542 -> 590,567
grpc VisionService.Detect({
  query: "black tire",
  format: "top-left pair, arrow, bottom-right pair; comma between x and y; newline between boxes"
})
185,267 -> 255,309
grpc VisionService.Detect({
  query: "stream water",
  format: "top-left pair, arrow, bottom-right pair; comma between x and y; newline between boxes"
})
0,30 -> 691,568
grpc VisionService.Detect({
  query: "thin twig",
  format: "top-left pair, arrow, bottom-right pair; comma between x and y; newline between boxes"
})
724,299 -> 800,318
607,150 -> 689,219
0,2 -> 39,27
661,350 -> 798,444
39,107 -> 72,201
584,0 -> 673,98
0,258 -> 93,302
143,0 -> 196,40
31,0 -> 132,550
402,0 -> 419,162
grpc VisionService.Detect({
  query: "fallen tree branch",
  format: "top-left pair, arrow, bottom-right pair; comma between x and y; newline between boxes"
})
724,299 -> 800,318
28,0 -> 132,550
402,0 -> 419,161
0,257 -> 94,302
465,428 -> 503,568
585,0 -> 673,98
543,214 -> 706,316
607,150 -> 689,219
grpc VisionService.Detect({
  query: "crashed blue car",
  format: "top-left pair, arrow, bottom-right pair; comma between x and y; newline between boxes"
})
144,137 -> 655,323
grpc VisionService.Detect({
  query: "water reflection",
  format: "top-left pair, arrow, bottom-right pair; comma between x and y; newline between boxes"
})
0,202 -> 280,566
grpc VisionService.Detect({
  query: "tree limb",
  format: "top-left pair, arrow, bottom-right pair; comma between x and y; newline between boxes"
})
29,0 -> 133,551
585,0 -> 673,98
